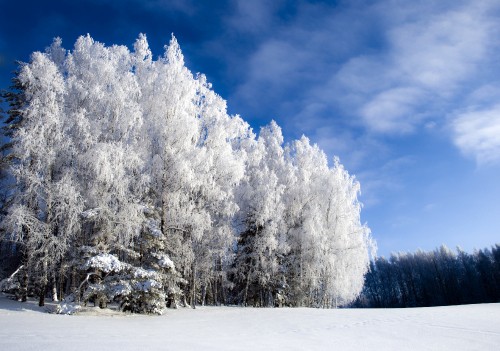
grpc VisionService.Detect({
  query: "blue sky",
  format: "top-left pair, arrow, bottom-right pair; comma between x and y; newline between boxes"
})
1,0 -> 499,256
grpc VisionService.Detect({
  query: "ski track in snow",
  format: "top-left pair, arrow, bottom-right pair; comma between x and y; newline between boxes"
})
0,294 -> 499,350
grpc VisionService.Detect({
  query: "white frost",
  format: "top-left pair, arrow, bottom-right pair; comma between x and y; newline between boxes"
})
84,254 -> 123,273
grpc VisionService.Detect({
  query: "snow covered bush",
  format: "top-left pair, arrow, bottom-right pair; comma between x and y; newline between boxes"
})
80,251 -> 179,314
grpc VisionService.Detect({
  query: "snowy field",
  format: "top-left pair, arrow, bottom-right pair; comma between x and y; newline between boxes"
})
0,294 -> 499,350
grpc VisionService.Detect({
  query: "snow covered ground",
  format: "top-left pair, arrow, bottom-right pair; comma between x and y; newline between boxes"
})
0,293 -> 499,350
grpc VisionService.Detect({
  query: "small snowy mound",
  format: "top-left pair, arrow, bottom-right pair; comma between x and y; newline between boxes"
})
50,303 -> 81,315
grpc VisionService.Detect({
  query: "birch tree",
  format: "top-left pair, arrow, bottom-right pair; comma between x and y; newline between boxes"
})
2,51 -> 83,305
234,121 -> 289,306
0,34 -> 374,311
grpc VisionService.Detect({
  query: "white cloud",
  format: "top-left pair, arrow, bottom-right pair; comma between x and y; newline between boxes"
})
388,7 -> 490,91
333,1 -> 498,135
334,56 -> 392,95
360,87 -> 425,133
356,156 -> 416,208
234,38 -> 314,103
228,0 -> 285,35
312,125 -> 389,171
452,105 -> 500,164
463,83 -> 500,107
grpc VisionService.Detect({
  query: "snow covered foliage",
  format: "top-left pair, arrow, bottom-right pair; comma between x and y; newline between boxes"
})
83,254 -> 124,274
79,250 -> 179,314
0,34 -> 374,311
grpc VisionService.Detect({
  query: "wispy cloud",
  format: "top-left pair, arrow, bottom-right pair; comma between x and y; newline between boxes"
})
228,0 -> 286,35
452,105 -> 500,165
335,1 -> 498,134
360,87 -> 425,133
386,5 -> 490,91
355,156 -> 416,208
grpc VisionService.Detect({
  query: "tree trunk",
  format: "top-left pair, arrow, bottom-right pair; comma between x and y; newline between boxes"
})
243,272 -> 251,306
213,278 -> 218,306
39,253 -> 49,307
58,267 -> 65,301
71,267 -> 78,302
221,274 -> 227,306
191,262 -> 196,309
20,269 -> 28,302
19,233 -> 30,302
39,284 -> 46,307
201,283 -> 206,306
51,272 -> 58,302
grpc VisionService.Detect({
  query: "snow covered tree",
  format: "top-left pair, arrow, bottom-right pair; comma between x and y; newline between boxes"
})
233,121 -> 289,306
66,35 -> 145,251
0,33 -> 374,312
0,68 -> 26,286
282,137 -> 373,307
2,51 -> 83,306
133,35 -> 248,307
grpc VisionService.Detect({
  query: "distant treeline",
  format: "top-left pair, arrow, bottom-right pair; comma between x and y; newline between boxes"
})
353,245 -> 500,308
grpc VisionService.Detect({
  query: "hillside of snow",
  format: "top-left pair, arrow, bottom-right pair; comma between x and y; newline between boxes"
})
0,294 -> 498,350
